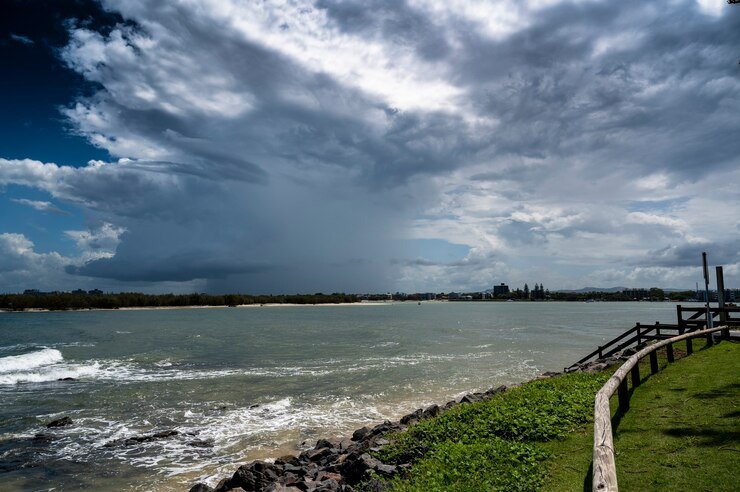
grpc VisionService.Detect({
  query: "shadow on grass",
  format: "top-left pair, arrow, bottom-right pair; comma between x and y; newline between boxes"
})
692,382 -> 740,400
583,461 -> 593,492
663,427 -> 740,447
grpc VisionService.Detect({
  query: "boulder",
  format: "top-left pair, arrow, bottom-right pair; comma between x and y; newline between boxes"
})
342,453 -> 382,483
228,461 -> 283,491
314,438 -> 338,450
485,385 -> 507,397
399,409 -> 422,425
351,427 -> 370,442
264,484 -> 302,492
188,484 -> 214,492
276,455 -> 302,467
122,429 -> 178,446
46,416 -> 73,428
459,393 -> 480,404
314,478 -> 341,491
421,404 -> 440,419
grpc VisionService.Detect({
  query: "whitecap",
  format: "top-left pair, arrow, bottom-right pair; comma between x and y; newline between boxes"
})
0,348 -> 63,373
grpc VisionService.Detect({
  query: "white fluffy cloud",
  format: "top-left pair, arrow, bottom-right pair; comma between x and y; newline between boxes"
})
1,0 -> 739,292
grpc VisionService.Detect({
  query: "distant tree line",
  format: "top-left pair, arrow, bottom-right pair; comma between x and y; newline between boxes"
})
0,291 -> 359,311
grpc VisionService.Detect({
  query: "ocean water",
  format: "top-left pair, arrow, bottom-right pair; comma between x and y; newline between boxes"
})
0,301 -> 695,490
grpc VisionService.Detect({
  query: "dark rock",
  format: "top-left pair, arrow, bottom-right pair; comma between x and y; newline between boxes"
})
360,478 -> 391,492
317,471 -> 343,482
33,433 -> 53,442
276,455 -> 302,467
188,439 -> 214,448
421,404 -> 439,419
249,404 -> 261,409
46,416 -> 73,428
213,477 -> 231,492
188,483 -> 214,492
460,393 -> 480,404
305,447 -> 335,464
342,453 -> 382,483
351,427 -> 370,442
121,429 -> 179,446
443,400 -> 457,410
374,463 -> 396,477
485,385 -> 507,397
369,421 -> 398,437
337,438 -> 353,451
264,484 -> 302,492
585,362 -> 608,373
314,478 -> 341,491
315,438 -> 338,450
400,409 -> 422,425
57,377 -> 76,381
229,460 -> 283,491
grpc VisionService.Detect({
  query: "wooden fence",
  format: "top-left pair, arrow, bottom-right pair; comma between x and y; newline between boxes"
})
592,325 -> 730,492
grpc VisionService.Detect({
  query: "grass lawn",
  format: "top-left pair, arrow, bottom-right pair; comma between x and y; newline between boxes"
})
544,339 -> 740,491
369,338 -> 738,491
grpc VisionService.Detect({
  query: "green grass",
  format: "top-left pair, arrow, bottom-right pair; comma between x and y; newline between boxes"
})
371,372 -> 609,491
369,339 -> 739,492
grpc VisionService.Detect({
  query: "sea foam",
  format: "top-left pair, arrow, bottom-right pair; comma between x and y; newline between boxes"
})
0,348 -> 63,373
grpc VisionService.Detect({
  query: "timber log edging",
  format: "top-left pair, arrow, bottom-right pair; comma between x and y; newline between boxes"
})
592,325 -> 731,492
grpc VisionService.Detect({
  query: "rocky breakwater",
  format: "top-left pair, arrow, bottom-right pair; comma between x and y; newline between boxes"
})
188,386 -> 509,492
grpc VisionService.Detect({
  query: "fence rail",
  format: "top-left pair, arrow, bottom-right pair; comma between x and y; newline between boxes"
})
592,325 -> 730,492
567,305 -> 740,371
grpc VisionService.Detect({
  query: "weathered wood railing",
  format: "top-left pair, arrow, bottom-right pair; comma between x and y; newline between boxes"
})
592,325 -> 730,492
566,323 -> 695,372
566,307 -> 740,372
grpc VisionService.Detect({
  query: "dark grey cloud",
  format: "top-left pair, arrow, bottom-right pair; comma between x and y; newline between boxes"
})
1,0 -> 739,292
67,252 -> 270,282
641,241 -> 740,268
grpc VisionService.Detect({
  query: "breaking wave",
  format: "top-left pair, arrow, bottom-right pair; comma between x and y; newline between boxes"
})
0,348 -> 64,373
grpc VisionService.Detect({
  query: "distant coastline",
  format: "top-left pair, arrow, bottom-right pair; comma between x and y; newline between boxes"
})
0,301 -> 395,314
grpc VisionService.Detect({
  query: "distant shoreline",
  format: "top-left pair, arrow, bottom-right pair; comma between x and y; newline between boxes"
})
0,300 -> 401,314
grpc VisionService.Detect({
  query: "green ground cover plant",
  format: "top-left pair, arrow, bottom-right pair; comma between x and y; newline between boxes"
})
372,372 -> 609,491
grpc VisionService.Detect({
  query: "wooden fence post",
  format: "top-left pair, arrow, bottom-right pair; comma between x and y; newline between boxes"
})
686,337 -> 693,355
630,364 -> 640,387
666,343 -> 674,363
618,379 -> 629,412
650,351 -> 659,374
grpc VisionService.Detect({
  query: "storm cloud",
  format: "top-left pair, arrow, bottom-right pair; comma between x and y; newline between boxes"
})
0,0 -> 738,292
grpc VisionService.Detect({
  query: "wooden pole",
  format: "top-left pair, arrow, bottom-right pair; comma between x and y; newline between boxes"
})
618,379 -> 629,412
703,252 -> 713,338
666,343 -> 674,363
630,364 -> 640,387
716,266 -> 730,339
649,351 -> 659,374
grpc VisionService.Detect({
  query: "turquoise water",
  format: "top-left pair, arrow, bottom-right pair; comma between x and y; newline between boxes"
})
0,301 -> 694,490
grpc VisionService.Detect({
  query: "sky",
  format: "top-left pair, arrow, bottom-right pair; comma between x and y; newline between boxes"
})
0,0 -> 739,294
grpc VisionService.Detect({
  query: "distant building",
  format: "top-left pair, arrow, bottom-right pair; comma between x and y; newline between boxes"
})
448,292 -> 461,300
493,283 -> 510,296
